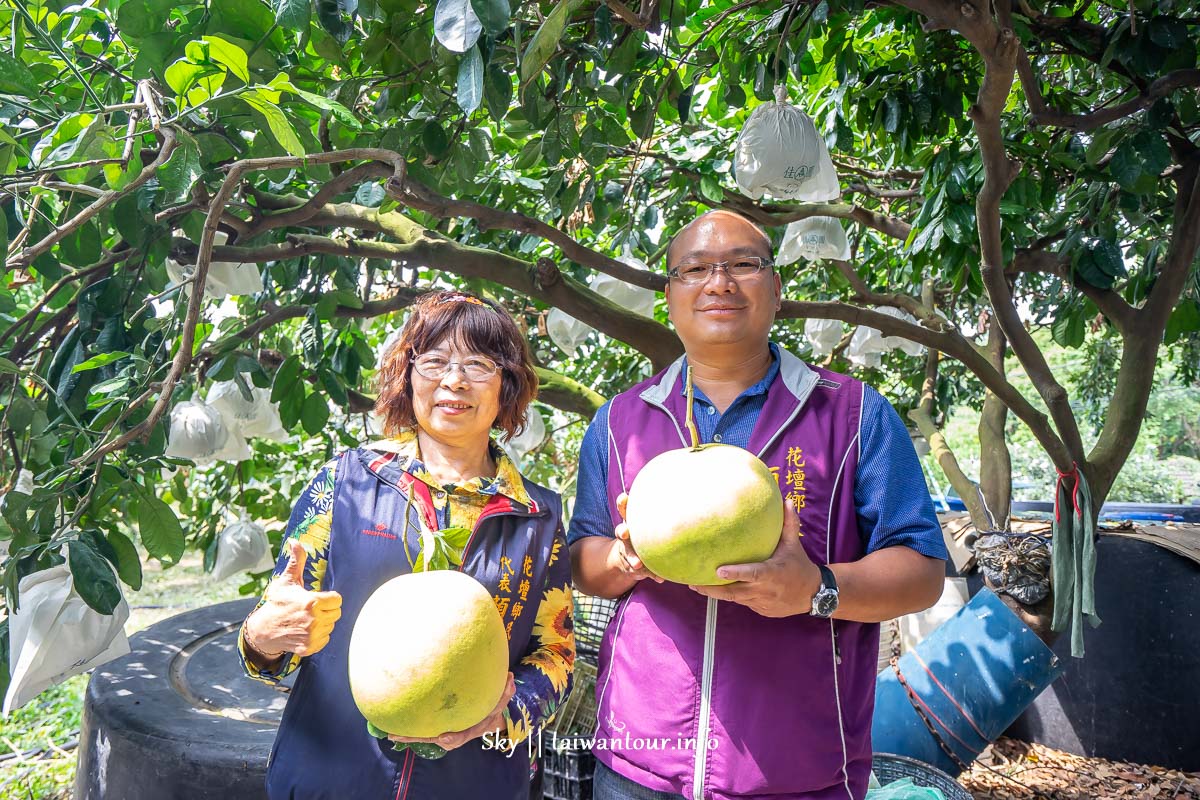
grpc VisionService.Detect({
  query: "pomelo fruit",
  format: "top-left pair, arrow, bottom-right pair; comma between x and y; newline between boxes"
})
348,570 -> 509,737
624,443 -> 784,585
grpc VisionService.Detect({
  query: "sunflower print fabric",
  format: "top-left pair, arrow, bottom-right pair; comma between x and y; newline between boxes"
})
238,431 -> 575,749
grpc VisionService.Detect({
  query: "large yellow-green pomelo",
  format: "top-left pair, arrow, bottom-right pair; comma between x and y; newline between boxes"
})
348,570 -> 509,737
625,444 -> 784,586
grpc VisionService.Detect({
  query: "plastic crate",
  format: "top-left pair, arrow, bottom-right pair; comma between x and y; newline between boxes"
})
871,753 -> 972,800
541,734 -> 596,800
573,591 -> 618,666
550,660 -> 597,736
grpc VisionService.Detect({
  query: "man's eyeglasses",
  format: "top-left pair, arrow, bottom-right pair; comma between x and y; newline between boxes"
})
667,257 -> 774,284
412,353 -> 500,382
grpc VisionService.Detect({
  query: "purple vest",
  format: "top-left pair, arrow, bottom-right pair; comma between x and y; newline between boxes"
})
595,349 -> 876,800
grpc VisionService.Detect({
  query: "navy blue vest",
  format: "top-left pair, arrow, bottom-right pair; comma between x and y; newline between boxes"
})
265,448 -> 562,800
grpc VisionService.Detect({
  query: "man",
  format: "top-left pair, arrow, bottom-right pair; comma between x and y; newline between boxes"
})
568,210 -> 947,800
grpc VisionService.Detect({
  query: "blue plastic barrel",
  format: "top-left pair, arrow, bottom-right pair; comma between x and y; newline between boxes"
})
872,588 -> 1064,776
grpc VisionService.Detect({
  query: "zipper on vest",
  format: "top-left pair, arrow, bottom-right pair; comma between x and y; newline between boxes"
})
692,597 -> 718,800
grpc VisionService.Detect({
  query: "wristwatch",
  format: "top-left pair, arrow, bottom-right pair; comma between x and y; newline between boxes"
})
810,564 -> 839,618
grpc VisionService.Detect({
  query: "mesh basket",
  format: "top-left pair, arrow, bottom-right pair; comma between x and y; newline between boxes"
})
871,754 -> 973,800
549,660 -> 597,736
573,591 -> 618,666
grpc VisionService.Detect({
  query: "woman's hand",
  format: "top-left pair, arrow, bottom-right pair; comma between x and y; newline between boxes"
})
608,493 -> 663,584
388,673 -> 517,751
243,539 -> 343,660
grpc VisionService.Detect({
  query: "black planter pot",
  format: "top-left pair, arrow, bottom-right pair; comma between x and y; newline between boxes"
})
970,533 -> 1200,771
74,598 -> 282,800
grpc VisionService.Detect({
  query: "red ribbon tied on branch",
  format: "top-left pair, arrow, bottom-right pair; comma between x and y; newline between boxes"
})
1054,462 -> 1082,523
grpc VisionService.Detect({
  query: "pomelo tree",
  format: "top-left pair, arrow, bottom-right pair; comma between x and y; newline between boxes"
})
2,0 -> 1199,690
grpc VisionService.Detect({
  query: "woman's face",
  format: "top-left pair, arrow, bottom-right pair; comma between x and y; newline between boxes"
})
410,338 -> 503,449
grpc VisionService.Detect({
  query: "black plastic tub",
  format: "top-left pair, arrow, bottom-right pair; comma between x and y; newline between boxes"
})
74,598 -> 283,800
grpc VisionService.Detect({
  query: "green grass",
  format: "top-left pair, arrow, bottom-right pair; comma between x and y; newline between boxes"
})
0,553 -> 248,799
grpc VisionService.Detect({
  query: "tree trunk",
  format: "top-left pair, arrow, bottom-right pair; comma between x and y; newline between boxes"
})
978,319 -> 1012,529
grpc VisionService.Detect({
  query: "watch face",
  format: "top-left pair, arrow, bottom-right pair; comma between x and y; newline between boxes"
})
815,590 -> 838,617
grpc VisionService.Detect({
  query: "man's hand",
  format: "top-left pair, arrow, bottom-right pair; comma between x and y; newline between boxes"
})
243,539 -> 343,659
689,500 -> 822,618
609,493 -> 663,584
389,673 -> 517,750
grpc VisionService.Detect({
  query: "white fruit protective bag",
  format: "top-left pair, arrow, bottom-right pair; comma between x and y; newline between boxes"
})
734,86 -> 841,202
211,516 -> 273,581
546,308 -> 593,357
164,399 -> 251,465
208,380 -> 288,442
590,253 -> 656,318
847,324 -> 887,369
804,318 -> 844,358
503,406 -> 547,463
777,217 -> 851,264
166,232 -> 263,299
4,563 -> 130,714
874,306 -> 926,357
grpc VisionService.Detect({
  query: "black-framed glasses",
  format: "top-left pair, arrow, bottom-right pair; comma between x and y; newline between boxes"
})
411,353 -> 500,382
667,257 -> 774,284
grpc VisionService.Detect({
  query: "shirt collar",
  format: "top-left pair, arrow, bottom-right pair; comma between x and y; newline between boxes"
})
679,342 -> 781,404
367,429 -> 533,507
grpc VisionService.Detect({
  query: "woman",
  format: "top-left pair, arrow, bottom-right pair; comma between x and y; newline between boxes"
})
238,290 -> 575,800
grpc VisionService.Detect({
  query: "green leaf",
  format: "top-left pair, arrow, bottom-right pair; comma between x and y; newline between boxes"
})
0,52 -> 39,95
159,129 -> 203,204
273,0 -> 312,31
137,488 -> 187,563
1164,299 -> 1200,345
1109,140 -> 1144,191
1051,310 -> 1086,348
272,355 -> 303,403
470,0 -> 510,36
301,391 -> 330,434
484,65 -> 513,120
1074,240 -> 1126,290
107,529 -> 144,591
699,174 -> 723,203
271,76 -> 362,128
422,121 -> 450,156
520,0 -> 581,85
165,59 -> 227,105
201,35 -> 251,83
457,46 -> 484,115
72,351 -> 131,373
69,539 -> 122,615
117,0 -> 176,39
241,91 -> 306,155
439,525 -> 472,548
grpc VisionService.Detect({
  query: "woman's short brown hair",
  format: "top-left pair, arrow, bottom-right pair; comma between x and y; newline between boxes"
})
374,290 -> 538,439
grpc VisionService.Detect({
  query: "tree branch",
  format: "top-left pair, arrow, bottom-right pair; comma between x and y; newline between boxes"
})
942,0 -> 1084,471
7,128 -> 178,270
907,347 -> 991,530
534,367 -> 606,418
1019,47 -> 1200,131
385,172 -> 665,293
173,232 -> 684,370
778,298 -> 1072,468
1009,249 -> 1137,334
716,191 -> 912,241
71,149 -> 409,466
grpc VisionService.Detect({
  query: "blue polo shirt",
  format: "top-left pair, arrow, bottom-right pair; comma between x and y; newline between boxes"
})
568,344 -> 948,560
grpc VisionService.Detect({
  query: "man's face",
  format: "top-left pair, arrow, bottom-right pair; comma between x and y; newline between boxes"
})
665,214 -> 782,352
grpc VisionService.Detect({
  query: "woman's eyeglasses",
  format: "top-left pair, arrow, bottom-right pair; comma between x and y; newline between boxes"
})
412,353 -> 500,382
667,257 -> 774,284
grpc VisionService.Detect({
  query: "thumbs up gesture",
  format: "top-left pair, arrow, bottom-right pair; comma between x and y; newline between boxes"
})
243,539 -> 343,659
